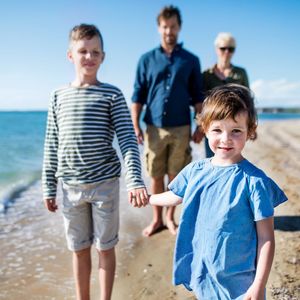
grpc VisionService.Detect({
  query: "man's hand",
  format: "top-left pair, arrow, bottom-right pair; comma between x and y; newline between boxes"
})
192,126 -> 205,143
134,126 -> 144,145
128,187 -> 149,207
44,198 -> 58,212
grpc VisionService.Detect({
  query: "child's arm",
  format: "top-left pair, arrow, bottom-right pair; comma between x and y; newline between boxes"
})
149,191 -> 183,206
244,217 -> 275,300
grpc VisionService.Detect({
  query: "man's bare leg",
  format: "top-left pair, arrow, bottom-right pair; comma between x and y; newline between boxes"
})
73,247 -> 92,300
98,247 -> 116,300
165,174 -> 178,235
143,176 -> 165,237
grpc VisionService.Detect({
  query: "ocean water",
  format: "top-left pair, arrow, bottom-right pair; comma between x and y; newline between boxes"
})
0,111 -> 47,212
1,110 -> 300,212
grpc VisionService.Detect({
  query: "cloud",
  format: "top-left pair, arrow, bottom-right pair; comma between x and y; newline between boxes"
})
251,79 -> 300,107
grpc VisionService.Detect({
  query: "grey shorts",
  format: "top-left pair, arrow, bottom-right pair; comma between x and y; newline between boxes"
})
61,178 -> 120,252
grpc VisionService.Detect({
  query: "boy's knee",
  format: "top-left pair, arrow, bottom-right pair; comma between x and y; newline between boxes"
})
74,246 -> 91,257
97,247 -> 115,255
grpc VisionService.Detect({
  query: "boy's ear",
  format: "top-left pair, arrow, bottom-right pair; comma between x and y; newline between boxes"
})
67,50 -> 74,63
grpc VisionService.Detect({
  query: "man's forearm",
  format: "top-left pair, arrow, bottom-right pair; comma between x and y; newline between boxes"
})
131,102 -> 143,129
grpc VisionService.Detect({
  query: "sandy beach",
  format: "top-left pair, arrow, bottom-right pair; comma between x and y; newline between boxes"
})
1,119 -> 299,299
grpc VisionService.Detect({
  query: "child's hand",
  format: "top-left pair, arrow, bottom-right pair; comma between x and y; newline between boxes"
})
128,188 -> 149,207
243,282 -> 265,300
44,198 -> 58,212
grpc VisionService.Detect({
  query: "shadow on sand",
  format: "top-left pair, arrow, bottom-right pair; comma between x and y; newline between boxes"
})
274,216 -> 300,232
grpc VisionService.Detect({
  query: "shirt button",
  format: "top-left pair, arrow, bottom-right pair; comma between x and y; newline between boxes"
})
167,73 -> 171,78
166,85 -> 170,90
165,98 -> 168,103
163,112 -> 166,115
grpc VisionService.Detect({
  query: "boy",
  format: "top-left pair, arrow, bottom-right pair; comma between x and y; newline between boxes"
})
42,24 -> 148,300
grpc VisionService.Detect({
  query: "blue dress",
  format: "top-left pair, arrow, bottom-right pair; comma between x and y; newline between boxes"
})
169,159 -> 288,300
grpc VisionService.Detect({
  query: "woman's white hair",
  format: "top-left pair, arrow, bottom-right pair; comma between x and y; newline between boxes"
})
214,32 -> 236,48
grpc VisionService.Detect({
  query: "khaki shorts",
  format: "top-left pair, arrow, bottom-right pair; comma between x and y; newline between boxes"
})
144,125 -> 192,177
61,178 -> 120,252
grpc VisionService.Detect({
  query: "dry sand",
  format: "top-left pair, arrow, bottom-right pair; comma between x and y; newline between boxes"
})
113,120 -> 300,300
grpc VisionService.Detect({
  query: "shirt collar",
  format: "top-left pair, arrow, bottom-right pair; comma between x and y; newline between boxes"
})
159,42 -> 183,53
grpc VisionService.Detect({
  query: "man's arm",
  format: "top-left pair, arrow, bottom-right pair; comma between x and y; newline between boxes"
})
192,102 -> 205,143
131,102 -> 144,144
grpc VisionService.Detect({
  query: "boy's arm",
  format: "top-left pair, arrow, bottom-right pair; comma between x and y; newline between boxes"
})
244,217 -> 275,300
42,93 -> 59,208
150,191 -> 183,207
112,90 -> 146,197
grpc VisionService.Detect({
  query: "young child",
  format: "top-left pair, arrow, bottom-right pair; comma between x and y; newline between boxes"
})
42,24 -> 148,300
149,84 -> 288,299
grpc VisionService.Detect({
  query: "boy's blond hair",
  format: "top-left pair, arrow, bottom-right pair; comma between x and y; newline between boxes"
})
69,23 -> 104,50
198,84 -> 257,140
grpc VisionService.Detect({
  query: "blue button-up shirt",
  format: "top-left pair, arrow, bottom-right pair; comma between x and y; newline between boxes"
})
132,44 -> 204,127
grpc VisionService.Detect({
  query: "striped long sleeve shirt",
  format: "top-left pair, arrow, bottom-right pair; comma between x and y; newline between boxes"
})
42,83 -> 145,199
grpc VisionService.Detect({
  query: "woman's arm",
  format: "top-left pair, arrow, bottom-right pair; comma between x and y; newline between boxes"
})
244,217 -> 275,300
149,191 -> 183,206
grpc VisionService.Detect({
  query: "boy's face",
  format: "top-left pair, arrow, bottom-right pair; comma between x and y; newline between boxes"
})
67,36 -> 104,80
206,112 -> 249,165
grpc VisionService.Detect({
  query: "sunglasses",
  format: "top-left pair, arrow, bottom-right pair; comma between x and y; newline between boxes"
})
219,47 -> 235,53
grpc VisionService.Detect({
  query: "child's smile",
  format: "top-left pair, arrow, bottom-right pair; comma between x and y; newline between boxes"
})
206,112 -> 249,165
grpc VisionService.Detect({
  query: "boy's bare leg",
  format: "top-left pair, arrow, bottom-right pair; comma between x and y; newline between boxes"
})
142,176 -> 165,237
98,247 -> 116,300
165,174 -> 178,235
73,247 -> 92,300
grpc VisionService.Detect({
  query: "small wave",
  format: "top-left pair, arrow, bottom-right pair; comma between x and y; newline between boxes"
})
0,179 -> 37,213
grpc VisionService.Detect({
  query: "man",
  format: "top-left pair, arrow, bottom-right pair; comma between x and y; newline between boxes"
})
132,6 -> 204,237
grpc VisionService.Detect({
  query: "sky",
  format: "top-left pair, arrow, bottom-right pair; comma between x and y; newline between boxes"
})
1,0 -> 299,110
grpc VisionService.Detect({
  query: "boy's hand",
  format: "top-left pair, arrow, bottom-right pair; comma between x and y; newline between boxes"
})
128,188 -> 149,208
44,198 -> 58,212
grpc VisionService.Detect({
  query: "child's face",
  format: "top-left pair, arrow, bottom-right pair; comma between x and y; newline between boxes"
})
67,36 -> 104,81
206,112 -> 249,165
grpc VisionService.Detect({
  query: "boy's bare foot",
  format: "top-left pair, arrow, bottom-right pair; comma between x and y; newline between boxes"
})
142,221 -> 165,237
166,219 -> 178,235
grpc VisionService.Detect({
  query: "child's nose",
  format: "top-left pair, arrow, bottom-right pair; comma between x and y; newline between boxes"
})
221,132 -> 231,142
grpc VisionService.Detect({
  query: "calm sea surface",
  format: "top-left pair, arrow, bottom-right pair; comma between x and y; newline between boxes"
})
0,110 -> 300,211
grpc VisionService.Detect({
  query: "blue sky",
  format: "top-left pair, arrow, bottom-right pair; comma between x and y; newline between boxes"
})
1,0 -> 299,110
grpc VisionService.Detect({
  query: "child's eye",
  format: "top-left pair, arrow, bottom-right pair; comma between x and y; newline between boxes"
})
92,51 -> 100,56
212,128 -> 221,133
232,129 -> 242,134
79,49 -> 87,54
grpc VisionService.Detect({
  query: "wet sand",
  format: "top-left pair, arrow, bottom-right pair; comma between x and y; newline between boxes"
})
1,120 -> 299,299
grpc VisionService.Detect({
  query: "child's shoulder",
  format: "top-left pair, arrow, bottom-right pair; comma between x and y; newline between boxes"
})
239,159 -> 268,179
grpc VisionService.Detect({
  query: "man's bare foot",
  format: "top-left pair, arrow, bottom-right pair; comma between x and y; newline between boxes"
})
142,221 -> 165,237
166,219 -> 178,235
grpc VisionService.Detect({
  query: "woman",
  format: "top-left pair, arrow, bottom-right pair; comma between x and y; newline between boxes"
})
203,32 -> 249,157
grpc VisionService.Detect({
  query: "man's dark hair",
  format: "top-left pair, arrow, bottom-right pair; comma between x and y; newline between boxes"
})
157,5 -> 182,27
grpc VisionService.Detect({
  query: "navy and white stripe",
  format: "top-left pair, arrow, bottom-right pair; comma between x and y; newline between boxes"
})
42,83 -> 144,199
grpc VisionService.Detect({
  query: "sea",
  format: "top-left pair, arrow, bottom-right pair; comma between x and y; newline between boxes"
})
1,110 -> 300,212
0,110 -> 299,298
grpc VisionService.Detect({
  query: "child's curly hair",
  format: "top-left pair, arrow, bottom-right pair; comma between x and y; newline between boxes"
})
197,84 -> 258,140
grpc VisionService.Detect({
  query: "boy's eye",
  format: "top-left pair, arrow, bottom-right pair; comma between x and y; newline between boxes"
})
212,128 -> 221,133
93,51 -> 100,56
